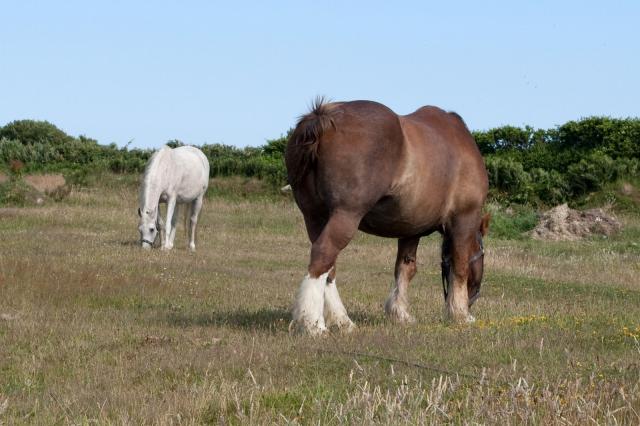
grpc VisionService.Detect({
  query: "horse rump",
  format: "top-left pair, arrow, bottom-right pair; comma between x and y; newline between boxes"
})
285,97 -> 337,186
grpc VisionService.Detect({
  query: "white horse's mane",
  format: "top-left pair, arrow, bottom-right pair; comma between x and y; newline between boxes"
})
139,146 -> 172,209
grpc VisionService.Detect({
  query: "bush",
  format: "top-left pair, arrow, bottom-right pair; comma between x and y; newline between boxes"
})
2,116 -> 638,204
484,203 -> 538,239
0,178 -> 41,206
566,152 -> 616,196
530,168 -> 570,205
485,156 -> 532,203
0,120 -> 73,146
47,184 -> 72,202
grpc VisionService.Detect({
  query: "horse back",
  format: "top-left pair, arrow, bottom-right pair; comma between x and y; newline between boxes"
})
398,106 -> 488,213
167,146 -> 210,199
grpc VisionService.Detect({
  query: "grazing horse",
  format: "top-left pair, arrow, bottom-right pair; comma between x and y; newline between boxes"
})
286,99 -> 490,335
138,145 -> 210,251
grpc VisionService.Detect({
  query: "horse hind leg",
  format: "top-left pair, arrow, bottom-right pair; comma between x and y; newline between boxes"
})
168,204 -> 180,250
385,236 -> 420,323
187,196 -> 204,252
291,211 -> 359,336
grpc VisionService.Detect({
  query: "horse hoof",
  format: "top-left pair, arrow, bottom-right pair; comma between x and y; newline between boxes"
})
389,311 -> 416,324
341,320 -> 357,333
385,303 -> 415,324
288,320 -> 327,337
445,312 -> 475,325
327,319 -> 356,333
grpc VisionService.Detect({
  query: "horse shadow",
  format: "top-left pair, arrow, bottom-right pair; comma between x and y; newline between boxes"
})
163,307 -> 292,332
162,307 -> 384,332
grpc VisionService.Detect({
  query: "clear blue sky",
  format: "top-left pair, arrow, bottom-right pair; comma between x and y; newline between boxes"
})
1,1 -> 638,149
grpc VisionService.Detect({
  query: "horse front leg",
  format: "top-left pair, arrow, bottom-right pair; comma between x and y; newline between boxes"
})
163,197 -> 177,250
385,236 -> 420,323
324,265 -> 355,332
444,217 -> 477,323
291,211 -> 359,336
155,205 -> 165,248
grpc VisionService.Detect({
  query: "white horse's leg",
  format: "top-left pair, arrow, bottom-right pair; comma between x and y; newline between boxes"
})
169,204 -> 179,249
324,275 -> 355,332
290,272 -> 328,336
188,196 -> 204,252
385,236 -> 420,323
155,204 -> 165,248
163,197 -> 177,250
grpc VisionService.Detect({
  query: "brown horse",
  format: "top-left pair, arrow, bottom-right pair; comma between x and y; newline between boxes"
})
286,99 -> 490,335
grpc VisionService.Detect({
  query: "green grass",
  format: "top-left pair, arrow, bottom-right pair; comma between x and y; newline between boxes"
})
0,175 -> 639,424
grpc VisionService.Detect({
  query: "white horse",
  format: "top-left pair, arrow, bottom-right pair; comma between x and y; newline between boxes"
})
138,145 -> 210,251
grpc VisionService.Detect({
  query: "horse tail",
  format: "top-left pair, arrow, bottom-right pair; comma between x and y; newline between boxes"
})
286,97 -> 337,186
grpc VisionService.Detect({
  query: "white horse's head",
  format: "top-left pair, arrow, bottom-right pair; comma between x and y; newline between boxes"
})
138,207 -> 160,249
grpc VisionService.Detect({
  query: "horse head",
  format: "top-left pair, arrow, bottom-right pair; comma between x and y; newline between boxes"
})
138,206 -> 160,249
442,213 -> 491,307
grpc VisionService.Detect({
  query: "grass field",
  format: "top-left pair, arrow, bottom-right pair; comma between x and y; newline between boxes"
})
1,175 -> 639,424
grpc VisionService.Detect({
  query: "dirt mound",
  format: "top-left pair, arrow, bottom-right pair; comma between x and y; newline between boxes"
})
531,204 -> 621,241
0,174 -> 70,205
23,174 -> 66,193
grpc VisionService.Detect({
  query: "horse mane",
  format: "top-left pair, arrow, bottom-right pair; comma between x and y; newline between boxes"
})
286,97 -> 337,186
448,111 -> 471,132
139,146 -> 172,209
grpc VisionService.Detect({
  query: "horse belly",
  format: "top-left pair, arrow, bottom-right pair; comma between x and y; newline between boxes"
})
175,185 -> 206,203
359,196 -> 442,238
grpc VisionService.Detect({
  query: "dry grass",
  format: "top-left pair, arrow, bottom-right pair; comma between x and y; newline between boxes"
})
1,176 -> 639,424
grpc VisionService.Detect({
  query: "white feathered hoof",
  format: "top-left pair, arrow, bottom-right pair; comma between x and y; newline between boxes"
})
444,302 -> 474,324
384,292 -> 416,324
323,279 -> 355,333
384,299 -> 416,324
335,319 -> 357,333
325,316 -> 356,333
290,273 -> 328,337
288,319 -> 328,336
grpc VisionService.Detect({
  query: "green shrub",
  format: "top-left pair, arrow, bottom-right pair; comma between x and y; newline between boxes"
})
0,120 -> 73,146
485,156 -> 532,203
485,204 -> 538,239
530,168 -> 570,205
566,152 -> 616,196
63,168 -> 90,187
2,116 -> 638,204
47,184 -> 72,202
0,179 -> 40,206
